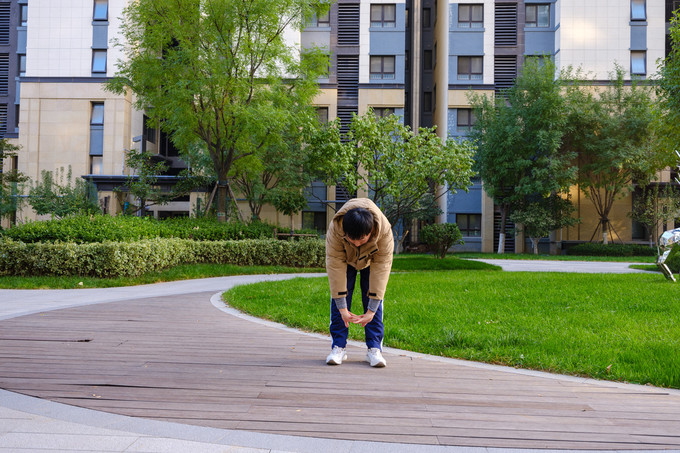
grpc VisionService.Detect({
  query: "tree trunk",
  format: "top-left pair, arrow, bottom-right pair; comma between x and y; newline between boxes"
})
531,237 -> 539,254
497,205 -> 507,254
602,219 -> 608,244
216,183 -> 228,223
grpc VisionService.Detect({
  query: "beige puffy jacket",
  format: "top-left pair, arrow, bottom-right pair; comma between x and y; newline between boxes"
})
325,198 -> 394,301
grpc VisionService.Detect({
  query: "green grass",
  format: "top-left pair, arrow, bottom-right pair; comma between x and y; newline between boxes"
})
454,252 -> 657,263
224,270 -> 680,389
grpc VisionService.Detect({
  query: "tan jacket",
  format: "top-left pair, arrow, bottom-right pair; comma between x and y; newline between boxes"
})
326,198 -> 394,301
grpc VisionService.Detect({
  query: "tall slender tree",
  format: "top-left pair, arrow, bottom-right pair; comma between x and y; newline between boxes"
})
469,58 -> 576,253
108,0 -> 329,222
655,8 -> 680,155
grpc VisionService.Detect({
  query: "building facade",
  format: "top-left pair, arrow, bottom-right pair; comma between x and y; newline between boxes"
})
1,0 -> 678,252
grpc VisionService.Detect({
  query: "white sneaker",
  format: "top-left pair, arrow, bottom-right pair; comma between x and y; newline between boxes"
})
366,348 -> 386,367
326,346 -> 347,365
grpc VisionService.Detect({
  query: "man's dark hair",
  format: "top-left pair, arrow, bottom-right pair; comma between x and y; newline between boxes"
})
342,208 -> 374,239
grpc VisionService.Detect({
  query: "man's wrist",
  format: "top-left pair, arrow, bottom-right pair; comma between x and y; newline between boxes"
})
333,297 -> 348,310
367,298 -> 381,313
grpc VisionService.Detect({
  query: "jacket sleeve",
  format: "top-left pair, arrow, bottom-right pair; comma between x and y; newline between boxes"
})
325,223 -> 348,300
366,228 -> 394,301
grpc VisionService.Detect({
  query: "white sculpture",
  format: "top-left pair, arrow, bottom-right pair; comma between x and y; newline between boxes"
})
657,228 -> 680,281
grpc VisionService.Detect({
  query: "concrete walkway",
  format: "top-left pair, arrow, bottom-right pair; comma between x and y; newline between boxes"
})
1,261 -> 675,453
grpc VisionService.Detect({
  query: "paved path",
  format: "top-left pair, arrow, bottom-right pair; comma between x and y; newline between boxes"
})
1,262 -> 677,453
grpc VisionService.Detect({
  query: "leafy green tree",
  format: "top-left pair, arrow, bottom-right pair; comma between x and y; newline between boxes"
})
630,183 -> 680,247
269,188 -> 308,234
655,9 -> 680,155
29,167 -> 100,219
469,58 -> 576,253
0,140 -> 27,223
108,0 -> 329,222
326,110 -> 475,253
420,222 -> 464,259
562,65 -> 672,243
510,194 -> 579,254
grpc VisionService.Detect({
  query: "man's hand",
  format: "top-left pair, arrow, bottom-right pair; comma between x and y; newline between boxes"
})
353,310 -> 375,327
338,308 -> 357,328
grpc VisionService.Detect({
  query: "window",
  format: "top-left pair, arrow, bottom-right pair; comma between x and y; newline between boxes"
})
631,51 -> 646,75
316,107 -> 329,124
372,107 -> 395,118
302,211 -> 326,232
423,91 -> 432,113
92,50 -> 107,73
457,109 -> 476,131
458,4 -> 483,28
423,8 -> 431,28
457,56 -> 483,80
456,214 -> 481,237
423,49 -> 433,70
631,0 -> 646,20
370,4 -> 396,28
526,4 -> 550,27
20,4 -> 28,26
308,9 -> 330,27
18,54 -> 25,76
370,56 -> 395,80
93,0 -> 108,21
143,115 -> 156,144
90,103 -> 104,159
90,156 -> 103,175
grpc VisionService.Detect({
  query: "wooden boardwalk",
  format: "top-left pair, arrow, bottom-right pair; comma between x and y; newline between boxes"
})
1,291 -> 679,450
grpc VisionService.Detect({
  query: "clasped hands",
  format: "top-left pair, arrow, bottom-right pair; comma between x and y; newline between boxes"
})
339,308 -> 375,327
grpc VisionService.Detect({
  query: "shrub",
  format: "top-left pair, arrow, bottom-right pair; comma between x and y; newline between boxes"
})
0,237 -> 325,277
420,223 -> 464,259
565,242 -> 657,257
0,215 -> 282,243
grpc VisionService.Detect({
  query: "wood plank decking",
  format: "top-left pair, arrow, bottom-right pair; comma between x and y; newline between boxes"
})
1,291 -> 679,450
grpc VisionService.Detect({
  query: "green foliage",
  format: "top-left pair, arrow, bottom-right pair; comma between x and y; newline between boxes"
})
565,242 -> 657,257
28,167 -> 101,219
563,65 -> 671,243
510,194 -> 580,254
0,140 -> 27,220
0,215 -> 280,243
630,184 -> 680,247
655,9 -> 680,155
0,237 -> 325,277
108,0 -> 328,221
469,58 -> 576,253
311,109 -> 475,250
420,223 -> 464,259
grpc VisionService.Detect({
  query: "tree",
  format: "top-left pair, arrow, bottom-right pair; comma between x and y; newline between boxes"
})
325,110 -> 475,253
29,167 -> 100,219
420,222 -> 464,259
655,8 -> 680,155
108,0 -> 329,222
0,140 -> 27,223
121,148 -> 212,217
563,66 -> 672,243
510,194 -> 579,254
269,187 -> 308,234
469,58 -> 576,253
630,183 -> 680,247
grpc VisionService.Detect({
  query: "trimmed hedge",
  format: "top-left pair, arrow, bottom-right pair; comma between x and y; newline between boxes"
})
0,215 -> 281,243
0,238 -> 325,278
565,242 -> 657,257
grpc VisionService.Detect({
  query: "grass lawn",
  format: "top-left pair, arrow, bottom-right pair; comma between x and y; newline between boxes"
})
224,269 -> 680,389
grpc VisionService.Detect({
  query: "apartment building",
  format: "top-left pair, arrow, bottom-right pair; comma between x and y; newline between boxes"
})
0,0 -> 678,252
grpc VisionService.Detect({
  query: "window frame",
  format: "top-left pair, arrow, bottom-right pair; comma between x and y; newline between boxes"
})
457,56 -> 483,80
458,4 -> 483,28
369,55 -> 396,80
631,50 -> 646,75
370,4 -> 397,28
372,107 -> 395,119
526,4 -> 550,28
91,50 -> 107,74
93,0 -> 108,21
630,0 -> 646,20
456,214 -> 482,237
19,4 -> 28,26
456,108 -> 476,132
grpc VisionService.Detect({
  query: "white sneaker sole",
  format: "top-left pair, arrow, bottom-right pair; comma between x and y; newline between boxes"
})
326,354 -> 347,365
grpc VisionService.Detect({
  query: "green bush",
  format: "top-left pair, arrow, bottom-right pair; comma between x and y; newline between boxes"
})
0,237 -> 325,277
0,215 -> 282,243
420,223 -> 464,259
565,242 -> 657,257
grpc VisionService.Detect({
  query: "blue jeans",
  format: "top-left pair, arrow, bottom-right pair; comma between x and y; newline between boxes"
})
329,265 -> 384,350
